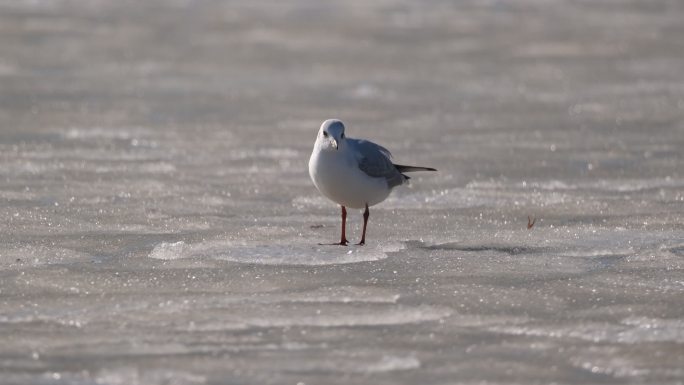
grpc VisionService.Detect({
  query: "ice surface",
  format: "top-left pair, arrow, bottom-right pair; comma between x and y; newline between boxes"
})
148,239 -> 403,265
1,0 -> 684,384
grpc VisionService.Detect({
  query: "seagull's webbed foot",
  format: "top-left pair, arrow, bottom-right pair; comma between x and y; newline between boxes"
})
317,240 -> 348,246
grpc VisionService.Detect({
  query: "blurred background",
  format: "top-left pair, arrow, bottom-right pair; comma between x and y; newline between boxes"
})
1,1 -> 683,384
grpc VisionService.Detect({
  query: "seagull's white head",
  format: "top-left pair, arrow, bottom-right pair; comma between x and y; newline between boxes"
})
317,119 -> 346,151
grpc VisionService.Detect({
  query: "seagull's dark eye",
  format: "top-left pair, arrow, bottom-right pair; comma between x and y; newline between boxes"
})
341,133 -> 345,139
323,131 -> 328,138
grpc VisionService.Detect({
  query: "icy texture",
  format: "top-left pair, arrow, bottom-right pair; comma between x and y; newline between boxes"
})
148,240 -> 402,265
1,1 -> 684,384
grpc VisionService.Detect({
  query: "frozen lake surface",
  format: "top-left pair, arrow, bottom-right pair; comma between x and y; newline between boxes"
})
1,0 -> 683,384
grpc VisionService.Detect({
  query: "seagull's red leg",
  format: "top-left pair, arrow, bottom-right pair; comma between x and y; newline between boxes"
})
357,204 -> 369,246
338,205 -> 349,245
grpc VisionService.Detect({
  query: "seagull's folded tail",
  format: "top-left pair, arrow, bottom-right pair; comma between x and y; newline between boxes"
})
393,164 -> 437,172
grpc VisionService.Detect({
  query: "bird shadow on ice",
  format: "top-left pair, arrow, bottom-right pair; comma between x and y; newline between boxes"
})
409,240 -> 548,255
407,240 -> 635,263
148,239 -> 405,266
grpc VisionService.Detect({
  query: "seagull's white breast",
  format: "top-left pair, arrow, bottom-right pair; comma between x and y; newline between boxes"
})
309,144 -> 391,209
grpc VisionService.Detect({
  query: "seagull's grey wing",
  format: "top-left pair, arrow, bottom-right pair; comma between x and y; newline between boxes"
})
351,139 -> 406,188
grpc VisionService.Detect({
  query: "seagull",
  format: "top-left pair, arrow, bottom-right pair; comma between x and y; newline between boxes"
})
308,119 -> 436,245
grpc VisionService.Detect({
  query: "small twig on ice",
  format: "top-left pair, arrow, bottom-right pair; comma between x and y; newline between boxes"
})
527,216 -> 536,230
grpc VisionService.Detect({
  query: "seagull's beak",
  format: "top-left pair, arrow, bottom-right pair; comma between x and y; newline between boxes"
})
331,138 -> 338,150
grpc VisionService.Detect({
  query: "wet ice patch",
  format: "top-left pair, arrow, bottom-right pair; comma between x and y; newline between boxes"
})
149,240 -> 403,265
